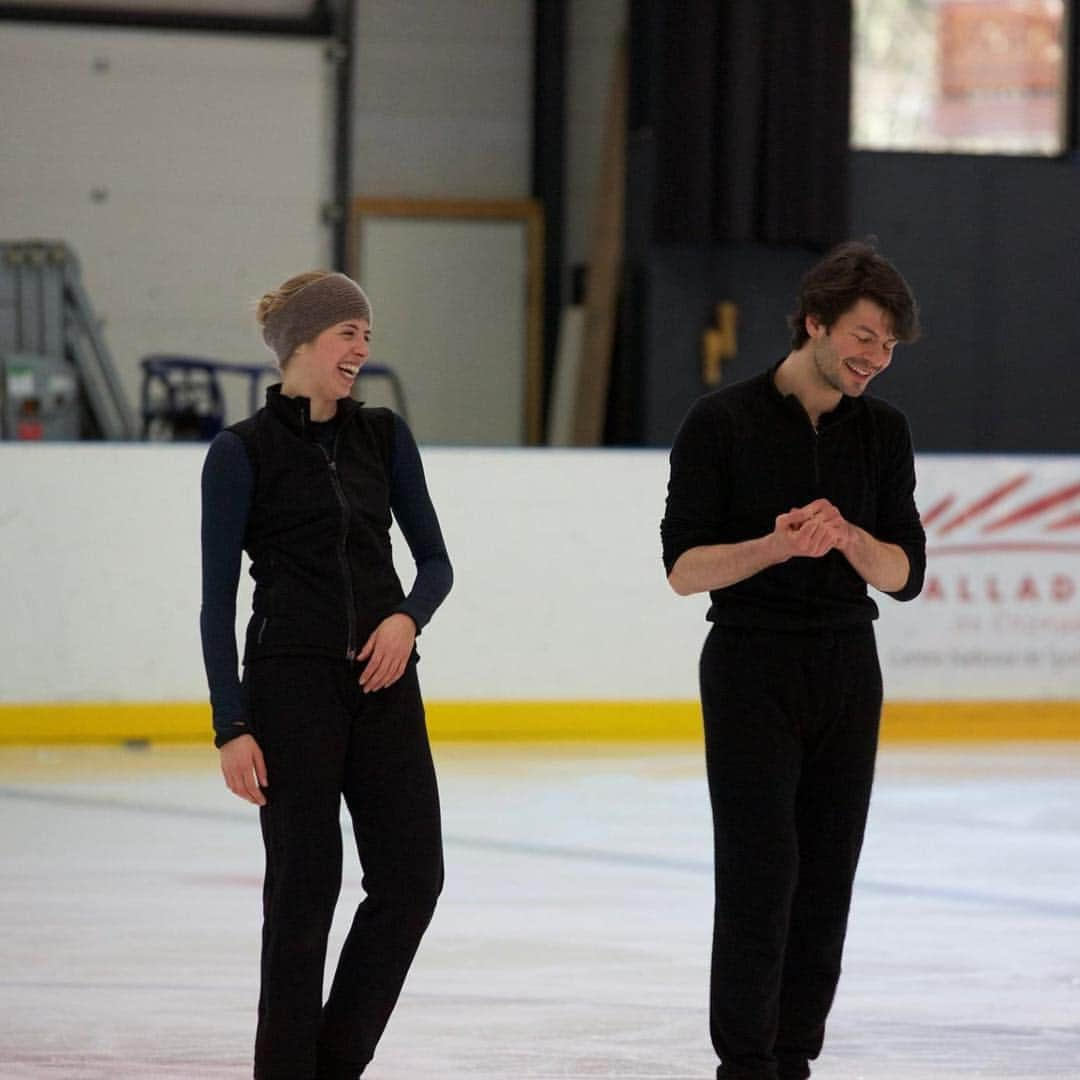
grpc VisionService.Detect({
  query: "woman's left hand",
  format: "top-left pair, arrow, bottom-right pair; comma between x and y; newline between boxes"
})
357,612 -> 417,693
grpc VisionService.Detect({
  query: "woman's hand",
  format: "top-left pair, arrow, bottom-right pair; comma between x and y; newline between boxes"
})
357,613 -> 416,693
219,734 -> 268,806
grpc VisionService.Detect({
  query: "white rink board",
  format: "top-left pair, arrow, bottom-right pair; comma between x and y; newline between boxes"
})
878,455 -> 1080,699
0,445 -> 1077,704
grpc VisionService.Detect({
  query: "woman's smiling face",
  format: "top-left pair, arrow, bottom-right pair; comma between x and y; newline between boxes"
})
283,318 -> 372,413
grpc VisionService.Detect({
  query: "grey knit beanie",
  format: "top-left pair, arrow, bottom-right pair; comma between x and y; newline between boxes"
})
262,273 -> 372,365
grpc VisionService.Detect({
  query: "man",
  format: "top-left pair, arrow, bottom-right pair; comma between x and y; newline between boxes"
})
661,241 -> 926,1080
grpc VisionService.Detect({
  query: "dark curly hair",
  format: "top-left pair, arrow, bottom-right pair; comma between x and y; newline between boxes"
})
787,240 -> 920,349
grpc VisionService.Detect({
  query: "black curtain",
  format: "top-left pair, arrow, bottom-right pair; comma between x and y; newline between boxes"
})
652,0 -> 851,249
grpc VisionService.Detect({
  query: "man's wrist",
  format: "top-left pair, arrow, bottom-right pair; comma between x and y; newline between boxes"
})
760,531 -> 789,567
844,524 -> 869,559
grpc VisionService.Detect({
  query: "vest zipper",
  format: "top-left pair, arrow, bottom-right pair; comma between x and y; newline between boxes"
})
320,437 -> 357,662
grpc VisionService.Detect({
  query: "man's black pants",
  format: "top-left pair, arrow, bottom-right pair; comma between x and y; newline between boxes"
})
245,655 -> 443,1080
700,625 -> 882,1080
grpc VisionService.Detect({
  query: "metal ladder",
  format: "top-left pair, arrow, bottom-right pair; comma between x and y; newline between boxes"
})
1,240 -> 137,440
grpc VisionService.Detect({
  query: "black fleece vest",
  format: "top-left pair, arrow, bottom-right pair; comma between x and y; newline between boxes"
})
229,386 -> 404,664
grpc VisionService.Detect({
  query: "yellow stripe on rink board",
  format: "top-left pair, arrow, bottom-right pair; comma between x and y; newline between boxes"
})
0,701 -> 699,745
0,703 -> 211,745
0,700 -> 1078,745
425,701 -> 702,741
429,701 -> 1080,742
879,701 -> 1080,743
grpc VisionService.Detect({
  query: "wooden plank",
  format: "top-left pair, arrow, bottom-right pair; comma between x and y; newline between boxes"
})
572,37 -> 627,446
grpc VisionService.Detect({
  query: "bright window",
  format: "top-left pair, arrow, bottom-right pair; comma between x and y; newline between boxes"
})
852,0 -> 1070,155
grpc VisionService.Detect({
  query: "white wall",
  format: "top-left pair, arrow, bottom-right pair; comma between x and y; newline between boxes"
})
351,1 -> 533,199
2,5 -> 630,442
350,0 -> 631,318
2,446 -> 1079,706
0,22 -> 334,426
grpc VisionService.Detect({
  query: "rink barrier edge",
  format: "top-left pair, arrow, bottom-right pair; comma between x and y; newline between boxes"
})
0,701 -> 1079,743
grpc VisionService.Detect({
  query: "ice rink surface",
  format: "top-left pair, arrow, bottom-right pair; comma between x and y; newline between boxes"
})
1,740 -> 1078,1079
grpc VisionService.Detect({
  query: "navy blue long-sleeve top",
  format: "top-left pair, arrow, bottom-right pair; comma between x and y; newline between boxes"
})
200,410 -> 452,743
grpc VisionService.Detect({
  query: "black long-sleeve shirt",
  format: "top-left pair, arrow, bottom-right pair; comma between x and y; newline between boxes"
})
201,410 -> 451,741
661,364 -> 926,629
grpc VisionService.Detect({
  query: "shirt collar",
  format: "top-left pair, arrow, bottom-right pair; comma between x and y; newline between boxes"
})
265,383 -> 361,439
763,359 -> 862,430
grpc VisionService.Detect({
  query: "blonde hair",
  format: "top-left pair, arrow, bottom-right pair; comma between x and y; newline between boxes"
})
255,270 -> 333,328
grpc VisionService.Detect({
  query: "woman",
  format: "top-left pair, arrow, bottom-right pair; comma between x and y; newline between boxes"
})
199,271 -> 453,1079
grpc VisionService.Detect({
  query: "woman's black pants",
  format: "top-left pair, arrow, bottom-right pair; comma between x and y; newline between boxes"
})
245,655 -> 443,1080
700,625 -> 882,1080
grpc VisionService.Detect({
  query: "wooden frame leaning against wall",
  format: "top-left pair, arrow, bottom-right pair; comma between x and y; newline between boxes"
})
350,197 -> 544,447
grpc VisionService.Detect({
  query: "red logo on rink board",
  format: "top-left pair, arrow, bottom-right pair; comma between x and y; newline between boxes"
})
922,473 -> 1080,556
